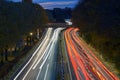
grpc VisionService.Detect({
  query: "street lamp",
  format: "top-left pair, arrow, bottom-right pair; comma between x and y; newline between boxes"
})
29,32 -> 33,46
30,32 -> 33,36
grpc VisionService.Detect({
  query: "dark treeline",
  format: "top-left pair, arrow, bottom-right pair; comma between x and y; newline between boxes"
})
0,0 -> 48,78
46,7 -> 72,22
0,0 -> 48,49
72,0 -> 120,73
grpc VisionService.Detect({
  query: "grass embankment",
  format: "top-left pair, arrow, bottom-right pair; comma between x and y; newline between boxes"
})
78,35 -> 120,78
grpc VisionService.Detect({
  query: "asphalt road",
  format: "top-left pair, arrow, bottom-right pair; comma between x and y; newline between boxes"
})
13,26 -> 119,80
13,27 -> 63,80
64,28 -> 119,80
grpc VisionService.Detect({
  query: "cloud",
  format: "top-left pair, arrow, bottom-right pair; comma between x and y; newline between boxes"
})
7,0 -> 79,9
39,1 -> 78,9
36,0 -> 77,3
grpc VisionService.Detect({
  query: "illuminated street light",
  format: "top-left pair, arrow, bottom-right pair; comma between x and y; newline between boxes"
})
29,32 -> 33,46
30,32 -> 33,36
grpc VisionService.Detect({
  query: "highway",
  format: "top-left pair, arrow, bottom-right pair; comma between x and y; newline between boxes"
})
64,28 -> 119,80
12,26 -> 119,80
13,27 -> 63,80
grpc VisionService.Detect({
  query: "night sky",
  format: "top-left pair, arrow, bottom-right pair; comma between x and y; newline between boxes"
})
7,0 -> 79,9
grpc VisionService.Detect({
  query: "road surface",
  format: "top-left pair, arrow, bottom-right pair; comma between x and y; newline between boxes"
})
64,27 -> 119,80
13,27 -> 63,80
12,26 -> 119,80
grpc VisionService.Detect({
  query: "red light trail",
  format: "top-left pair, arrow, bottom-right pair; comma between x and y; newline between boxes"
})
64,28 -> 119,80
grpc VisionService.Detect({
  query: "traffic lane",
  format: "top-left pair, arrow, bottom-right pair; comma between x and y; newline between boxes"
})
65,28 -> 102,80
70,31 -> 102,79
64,27 -> 109,79
72,29 -> 117,80
71,29 -> 111,79
69,34 -> 89,80
64,29 -> 86,80
36,28 -> 57,80
27,31 -> 51,80
14,28 -> 53,80
70,28 -> 119,80
62,31 -> 73,80
65,28 -> 92,80
37,28 -> 63,80
22,28 -> 53,80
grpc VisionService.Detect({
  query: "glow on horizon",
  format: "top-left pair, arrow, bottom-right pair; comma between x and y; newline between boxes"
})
39,1 -> 78,9
7,0 -> 79,9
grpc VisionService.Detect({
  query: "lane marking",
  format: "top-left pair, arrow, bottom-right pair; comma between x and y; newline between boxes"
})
36,68 -> 41,80
14,28 -> 52,80
48,42 -> 54,60
14,28 -> 64,80
44,64 -> 49,80
39,29 -> 58,70
33,38 -> 52,69
63,33 -> 73,80
14,33 -> 47,80
22,29 -> 52,80
25,28 -> 63,80
32,39 -> 49,69
32,28 -> 53,70
22,38 -> 50,79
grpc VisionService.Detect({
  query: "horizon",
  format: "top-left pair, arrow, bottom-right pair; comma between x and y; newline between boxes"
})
7,0 -> 79,9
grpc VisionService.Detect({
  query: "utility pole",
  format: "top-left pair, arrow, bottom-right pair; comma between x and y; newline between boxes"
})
37,29 -> 40,39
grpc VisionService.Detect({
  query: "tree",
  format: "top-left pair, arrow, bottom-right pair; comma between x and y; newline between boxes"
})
0,1 -> 48,63
72,0 -> 120,72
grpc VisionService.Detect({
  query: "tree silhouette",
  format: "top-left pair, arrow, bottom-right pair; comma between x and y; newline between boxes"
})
72,0 -> 120,72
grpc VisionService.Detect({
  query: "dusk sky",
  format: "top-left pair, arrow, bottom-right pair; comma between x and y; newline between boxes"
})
7,0 -> 79,9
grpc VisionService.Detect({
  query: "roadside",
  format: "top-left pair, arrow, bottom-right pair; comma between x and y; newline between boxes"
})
3,30 -> 46,80
78,34 -> 120,78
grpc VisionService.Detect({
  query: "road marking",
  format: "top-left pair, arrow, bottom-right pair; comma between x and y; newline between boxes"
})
39,29 -> 58,70
36,68 -> 41,80
33,38 -> 52,69
48,42 -> 54,60
63,35 -> 73,80
14,28 -> 53,80
23,28 -> 53,80
22,38 -> 50,79
22,31 -> 53,80
35,29 -> 57,71
14,29 -> 52,80
44,64 -> 49,80
33,29 -> 55,70
14,35 -> 46,80
39,42 -> 52,69
15,28 -> 63,80
32,28 -> 53,70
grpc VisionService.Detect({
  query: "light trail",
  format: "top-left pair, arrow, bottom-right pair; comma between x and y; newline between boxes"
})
13,27 -> 64,80
64,27 -> 119,80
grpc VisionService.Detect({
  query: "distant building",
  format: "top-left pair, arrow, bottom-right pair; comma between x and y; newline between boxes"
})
22,0 -> 32,3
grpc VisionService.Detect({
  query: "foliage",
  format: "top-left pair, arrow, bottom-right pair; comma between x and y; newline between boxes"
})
0,1 -> 48,50
46,7 -> 72,22
72,0 -> 120,72
0,1 -> 48,78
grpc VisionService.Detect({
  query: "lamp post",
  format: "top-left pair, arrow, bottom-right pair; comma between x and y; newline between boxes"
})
37,29 -> 39,39
29,32 -> 33,46
30,32 -> 33,36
